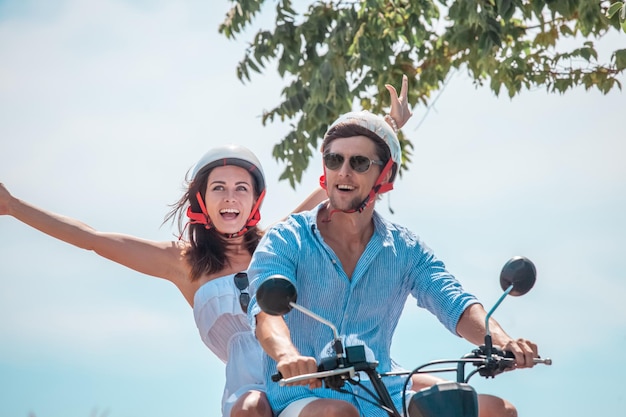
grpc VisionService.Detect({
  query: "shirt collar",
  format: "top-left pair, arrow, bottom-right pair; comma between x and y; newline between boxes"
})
304,202 -> 392,244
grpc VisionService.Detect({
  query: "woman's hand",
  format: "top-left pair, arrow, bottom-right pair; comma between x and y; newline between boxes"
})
0,183 -> 14,216
385,74 -> 412,129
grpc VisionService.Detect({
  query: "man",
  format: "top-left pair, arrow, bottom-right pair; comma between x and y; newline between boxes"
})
247,111 -> 538,416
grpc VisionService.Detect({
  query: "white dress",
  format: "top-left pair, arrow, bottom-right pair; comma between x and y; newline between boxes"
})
193,273 -> 265,417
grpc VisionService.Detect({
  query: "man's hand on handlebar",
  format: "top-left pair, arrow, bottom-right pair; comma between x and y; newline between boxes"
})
256,312 -> 323,388
277,354 -> 323,389
501,338 -> 539,369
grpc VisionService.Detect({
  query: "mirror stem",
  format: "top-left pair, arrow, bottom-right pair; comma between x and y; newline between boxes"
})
289,302 -> 345,359
484,284 -> 513,354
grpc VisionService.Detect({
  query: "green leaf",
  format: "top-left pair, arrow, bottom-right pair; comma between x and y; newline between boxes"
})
579,47 -> 591,61
559,24 -> 574,36
497,0 -> 513,19
614,49 -> 626,70
554,78 -> 571,93
607,2 -> 623,19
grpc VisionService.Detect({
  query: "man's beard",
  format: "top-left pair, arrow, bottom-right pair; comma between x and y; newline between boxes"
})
328,192 -> 365,212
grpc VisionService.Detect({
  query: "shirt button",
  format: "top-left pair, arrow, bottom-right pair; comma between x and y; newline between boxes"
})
332,259 -> 336,264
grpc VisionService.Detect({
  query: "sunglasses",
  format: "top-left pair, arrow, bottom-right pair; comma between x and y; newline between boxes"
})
323,153 -> 384,173
234,272 -> 250,313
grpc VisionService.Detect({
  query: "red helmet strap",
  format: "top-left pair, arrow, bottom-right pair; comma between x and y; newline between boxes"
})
185,191 -> 212,228
246,188 -> 265,227
319,174 -> 327,190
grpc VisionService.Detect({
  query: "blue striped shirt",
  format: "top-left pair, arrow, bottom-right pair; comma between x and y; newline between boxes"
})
248,205 -> 479,416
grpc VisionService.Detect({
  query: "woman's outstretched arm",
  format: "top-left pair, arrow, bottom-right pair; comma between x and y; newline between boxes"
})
0,182 -> 186,283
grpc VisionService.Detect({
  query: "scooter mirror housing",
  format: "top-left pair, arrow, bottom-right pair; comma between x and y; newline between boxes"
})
500,256 -> 536,296
257,275 -> 297,316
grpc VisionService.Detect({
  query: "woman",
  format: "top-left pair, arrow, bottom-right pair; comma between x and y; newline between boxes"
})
0,143 -> 322,417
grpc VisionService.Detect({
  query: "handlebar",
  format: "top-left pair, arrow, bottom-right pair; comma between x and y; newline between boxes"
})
270,345 -> 552,417
272,345 -> 552,387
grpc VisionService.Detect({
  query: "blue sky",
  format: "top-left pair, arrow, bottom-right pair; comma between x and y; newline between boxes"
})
0,1 -> 624,416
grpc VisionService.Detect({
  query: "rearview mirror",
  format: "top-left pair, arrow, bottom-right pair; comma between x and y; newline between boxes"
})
257,275 -> 297,316
499,256 -> 536,296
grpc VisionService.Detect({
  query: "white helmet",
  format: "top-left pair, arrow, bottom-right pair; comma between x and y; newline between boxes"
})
326,111 -> 402,173
192,144 -> 265,195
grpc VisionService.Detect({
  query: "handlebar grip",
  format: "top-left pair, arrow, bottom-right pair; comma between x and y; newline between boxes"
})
501,350 -> 552,366
271,361 -> 331,383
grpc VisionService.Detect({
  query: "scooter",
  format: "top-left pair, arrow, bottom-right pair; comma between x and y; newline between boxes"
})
256,256 -> 552,417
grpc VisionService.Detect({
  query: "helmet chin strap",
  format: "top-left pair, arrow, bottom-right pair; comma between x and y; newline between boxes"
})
319,159 -> 394,221
183,190 -> 265,239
